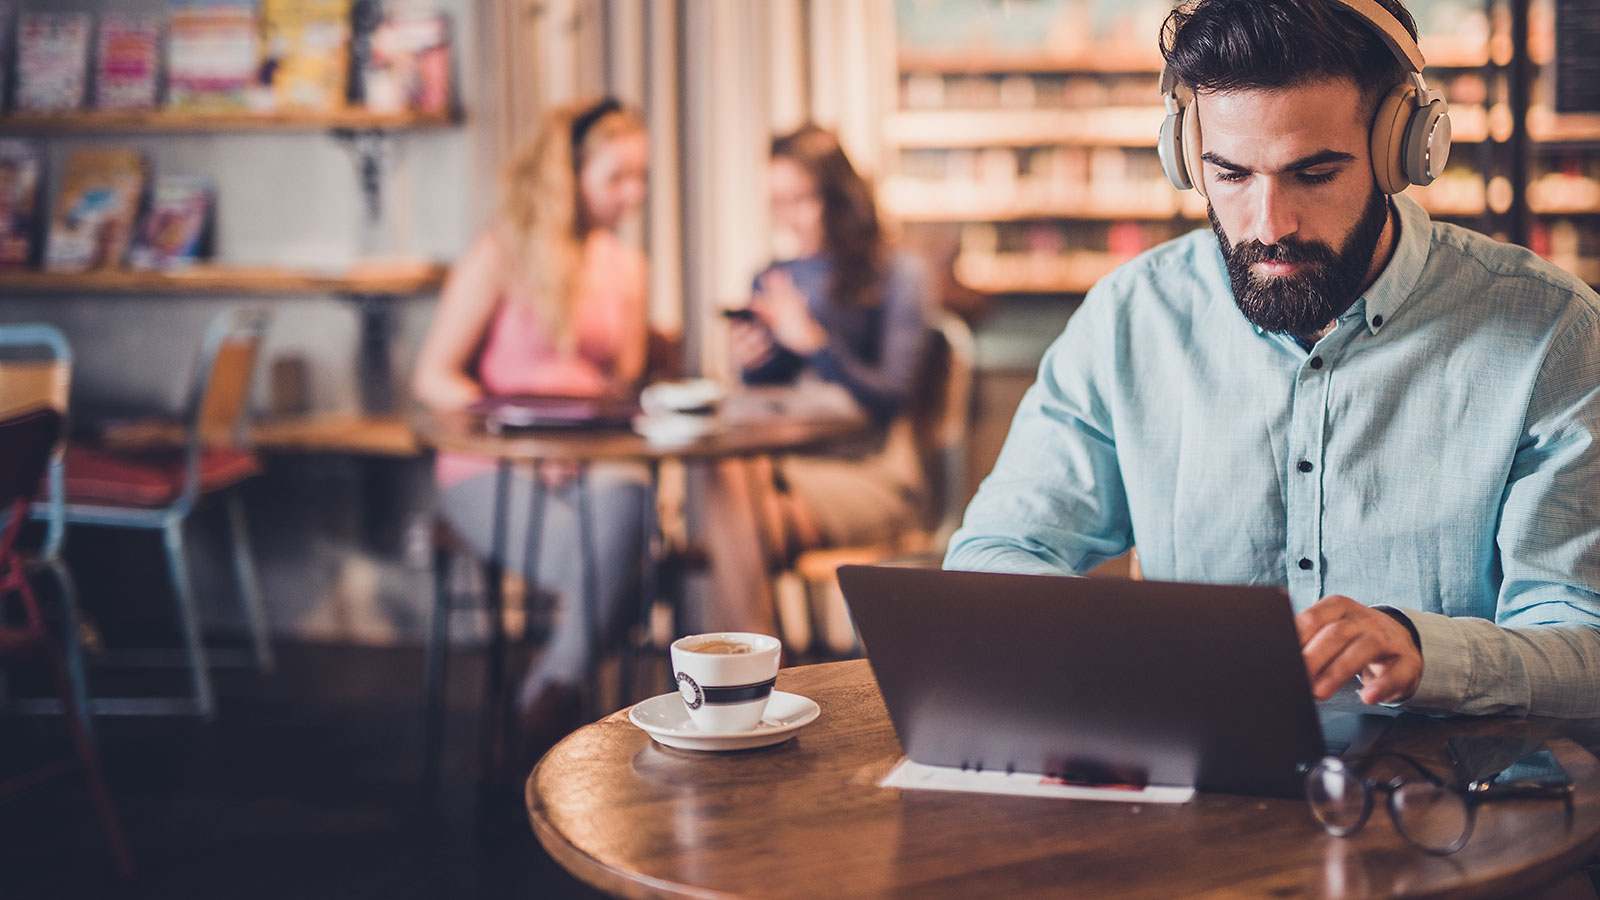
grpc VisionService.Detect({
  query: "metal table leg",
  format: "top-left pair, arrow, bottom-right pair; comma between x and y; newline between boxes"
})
575,463 -> 602,715
477,460 -> 511,781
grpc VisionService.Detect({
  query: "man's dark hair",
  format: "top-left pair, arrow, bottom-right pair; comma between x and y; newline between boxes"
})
1160,0 -> 1419,113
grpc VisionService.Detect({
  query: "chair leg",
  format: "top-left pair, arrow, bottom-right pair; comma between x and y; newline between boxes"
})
225,489 -> 273,673
47,559 -> 96,745
51,650 -> 135,878
162,520 -> 216,718
421,539 -> 452,789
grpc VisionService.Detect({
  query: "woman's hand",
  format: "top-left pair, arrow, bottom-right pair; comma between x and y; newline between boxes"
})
753,270 -> 826,356
728,318 -> 777,370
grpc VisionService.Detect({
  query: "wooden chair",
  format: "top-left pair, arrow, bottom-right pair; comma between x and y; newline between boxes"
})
782,311 -> 976,655
44,309 -> 273,718
0,406 -> 134,878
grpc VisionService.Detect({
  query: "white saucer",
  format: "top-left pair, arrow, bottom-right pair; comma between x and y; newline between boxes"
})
628,690 -> 820,751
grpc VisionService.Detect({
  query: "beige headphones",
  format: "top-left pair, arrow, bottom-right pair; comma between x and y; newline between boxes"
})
1158,0 -> 1452,197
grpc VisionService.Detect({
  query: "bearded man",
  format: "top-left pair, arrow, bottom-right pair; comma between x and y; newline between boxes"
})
945,0 -> 1600,738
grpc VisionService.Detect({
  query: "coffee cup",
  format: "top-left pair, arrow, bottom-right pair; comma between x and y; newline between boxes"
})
669,632 -> 781,734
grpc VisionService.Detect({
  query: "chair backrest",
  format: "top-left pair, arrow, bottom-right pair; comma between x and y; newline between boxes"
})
0,324 -> 71,559
908,311 -> 975,541
188,308 -> 270,448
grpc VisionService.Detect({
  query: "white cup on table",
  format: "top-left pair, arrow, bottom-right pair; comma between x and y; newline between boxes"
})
669,632 -> 781,734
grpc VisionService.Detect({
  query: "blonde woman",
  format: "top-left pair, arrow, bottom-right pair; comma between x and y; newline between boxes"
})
414,97 -> 649,756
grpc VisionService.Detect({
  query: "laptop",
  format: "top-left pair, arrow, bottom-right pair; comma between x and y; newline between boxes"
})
836,564 -> 1398,798
469,394 -> 639,433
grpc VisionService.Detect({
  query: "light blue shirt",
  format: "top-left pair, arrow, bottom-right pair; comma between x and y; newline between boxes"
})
946,194 -> 1600,722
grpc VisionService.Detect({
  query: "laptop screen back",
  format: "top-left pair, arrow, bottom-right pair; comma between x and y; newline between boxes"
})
837,565 -> 1329,797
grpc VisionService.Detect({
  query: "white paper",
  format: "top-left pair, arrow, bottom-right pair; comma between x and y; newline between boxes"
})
879,758 -> 1195,804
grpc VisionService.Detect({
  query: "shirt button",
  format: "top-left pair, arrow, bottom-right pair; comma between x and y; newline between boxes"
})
1297,460 -> 1313,472
1309,356 -> 1324,370
1298,558 -> 1314,570
1371,315 -> 1384,327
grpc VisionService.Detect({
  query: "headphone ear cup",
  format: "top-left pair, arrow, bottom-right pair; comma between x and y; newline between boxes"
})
1159,109 -> 1193,191
1370,82 -> 1414,195
1182,102 -> 1207,199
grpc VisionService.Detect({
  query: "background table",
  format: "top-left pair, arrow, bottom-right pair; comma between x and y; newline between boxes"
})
411,390 -> 869,781
529,659 -> 1600,900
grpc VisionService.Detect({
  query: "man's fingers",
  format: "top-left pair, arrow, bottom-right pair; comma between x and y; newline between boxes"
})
1294,594 -> 1357,645
1303,626 -> 1380,699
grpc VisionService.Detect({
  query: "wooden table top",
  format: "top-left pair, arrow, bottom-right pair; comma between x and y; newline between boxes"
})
528,659 -> 1600,900
410,388 -> 869,463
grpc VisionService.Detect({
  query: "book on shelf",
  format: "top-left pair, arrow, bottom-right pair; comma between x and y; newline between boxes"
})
14,13 -> 91,112
44,147 -> 146,272
0,140 -> 41,269
167,1 -> 261,112
0,4 -> 12,113
261,0 -> 353,112
363,11 -> 452,114
128,176 -> 214,272
95,14 -> 163,111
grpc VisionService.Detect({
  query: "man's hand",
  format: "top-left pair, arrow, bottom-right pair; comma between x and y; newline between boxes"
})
1295,594 -> 1422,705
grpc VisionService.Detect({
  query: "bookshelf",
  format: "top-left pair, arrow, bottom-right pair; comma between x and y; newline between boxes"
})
0,262 -> 447,296
884,1 -> 1504,306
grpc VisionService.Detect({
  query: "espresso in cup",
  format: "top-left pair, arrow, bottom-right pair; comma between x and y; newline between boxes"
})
670,632 -> 781,734
679,637 -> 755,655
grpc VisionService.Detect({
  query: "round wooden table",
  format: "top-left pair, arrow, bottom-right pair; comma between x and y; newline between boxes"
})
412,389 -> 869,783
528,659 -> 1600,900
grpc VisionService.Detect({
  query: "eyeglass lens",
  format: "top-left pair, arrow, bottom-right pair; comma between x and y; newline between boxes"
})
1391,780 -> 1471,853
1306,758 -> 1473,854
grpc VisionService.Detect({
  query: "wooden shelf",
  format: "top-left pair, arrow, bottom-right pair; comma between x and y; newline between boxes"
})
887,105 -> 1486,149
1529,111 -> 1600,145
884,188 -> 1205,222
0,108 -> 459,135
0,262 -> 448,295
954,251 -> 1124,295
886,108 -> 1164,149
898,48 -> 1162,75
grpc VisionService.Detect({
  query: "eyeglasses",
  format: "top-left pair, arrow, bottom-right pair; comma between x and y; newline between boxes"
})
1300,752 -> 1572,855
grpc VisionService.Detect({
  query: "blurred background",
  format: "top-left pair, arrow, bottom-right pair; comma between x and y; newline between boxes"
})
0,0 -> 1595,897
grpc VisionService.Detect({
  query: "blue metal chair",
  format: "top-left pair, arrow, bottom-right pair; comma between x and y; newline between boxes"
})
43,308 -> 273,718
0,324 -> 94,733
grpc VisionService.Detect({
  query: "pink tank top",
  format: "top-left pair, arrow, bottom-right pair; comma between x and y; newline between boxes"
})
435,246 -> 636,487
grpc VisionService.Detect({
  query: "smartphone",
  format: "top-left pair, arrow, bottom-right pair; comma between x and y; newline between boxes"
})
1447,737 -> 1573,795
720,307 -> 757,322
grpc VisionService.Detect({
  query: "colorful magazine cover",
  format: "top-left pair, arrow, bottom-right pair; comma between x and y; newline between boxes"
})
167,2 -> 260,111
14,13 -> 91,112
129,176 -> 214,271
261,0 -> 353,111
0,140 -> 41,269
95,14 -> 163,110
363,12 -> 451,114
45,148 -> 147,272
0,5 -> 13,113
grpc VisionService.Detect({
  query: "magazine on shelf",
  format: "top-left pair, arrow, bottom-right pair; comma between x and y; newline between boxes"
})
0,4 -> 12,113
14,13 -> 91,112
167,1 -> 260,111
95,14 -> 163,110
261,0 -> 353,112
44,147 -> 147,272
128,176 -> 214,272
0,140 -> 41,269
363,12 -> 452,114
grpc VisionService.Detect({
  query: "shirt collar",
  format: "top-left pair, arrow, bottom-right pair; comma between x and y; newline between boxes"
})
1358,192 -> 1431,335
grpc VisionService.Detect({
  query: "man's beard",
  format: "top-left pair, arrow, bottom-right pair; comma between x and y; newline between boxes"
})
1210,189 -> 1390,341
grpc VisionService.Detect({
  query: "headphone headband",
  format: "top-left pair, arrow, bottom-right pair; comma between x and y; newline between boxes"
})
1157,0 -> 1448,196
570,97 -> 623,163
